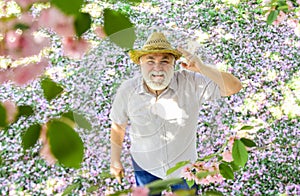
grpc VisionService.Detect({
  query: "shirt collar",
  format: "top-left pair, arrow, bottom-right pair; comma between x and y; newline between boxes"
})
137,74 -> 178,94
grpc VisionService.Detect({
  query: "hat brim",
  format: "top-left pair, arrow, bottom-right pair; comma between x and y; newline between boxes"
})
128,49 -> 182,65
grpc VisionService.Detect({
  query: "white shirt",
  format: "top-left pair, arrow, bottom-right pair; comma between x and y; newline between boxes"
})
110,70 -> 221,179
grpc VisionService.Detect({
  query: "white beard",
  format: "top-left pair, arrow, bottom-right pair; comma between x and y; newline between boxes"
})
142,68 -> 174,91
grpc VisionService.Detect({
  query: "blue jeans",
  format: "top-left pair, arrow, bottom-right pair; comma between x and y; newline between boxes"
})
132,158 -> 198,196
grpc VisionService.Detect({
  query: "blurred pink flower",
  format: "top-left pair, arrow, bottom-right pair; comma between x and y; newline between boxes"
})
182,166 -> 195,181
62,37 -> 90,59
0,70 -> 12,84
14,0 -> 48,9
297,0 -> 300,5
39,124 -> 57,165
39,7 -> 75,37
273,11 -> 287,25
132,187 -> 149,196
1,100 -> 18,124
294,25 -> 300,37
5,30 -> 50,59
94,26 -> 107,39
287,19 -> 299,28
286,1 -> 294,10
11,58 -> 49,86
222,150 -> 233,162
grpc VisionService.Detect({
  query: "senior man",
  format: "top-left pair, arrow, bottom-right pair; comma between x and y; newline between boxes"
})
109,32 -> 242,195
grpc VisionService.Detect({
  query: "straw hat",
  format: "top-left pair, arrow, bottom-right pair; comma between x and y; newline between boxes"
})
128,32 -> 182,64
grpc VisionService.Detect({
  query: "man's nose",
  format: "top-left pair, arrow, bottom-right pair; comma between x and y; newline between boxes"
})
153,63 -> 163,70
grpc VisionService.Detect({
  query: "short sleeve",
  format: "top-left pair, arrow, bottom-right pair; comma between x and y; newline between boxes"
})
182,70 -> 221,104
109,82 -> 130,125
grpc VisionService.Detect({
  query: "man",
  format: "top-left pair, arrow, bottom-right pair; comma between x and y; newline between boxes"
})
109,32 -> 242,195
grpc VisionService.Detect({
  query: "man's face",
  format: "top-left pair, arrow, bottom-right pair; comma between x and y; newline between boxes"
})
139,53 -> 175,91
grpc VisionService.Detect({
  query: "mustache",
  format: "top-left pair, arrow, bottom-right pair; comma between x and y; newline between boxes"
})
148,71 -> 167,77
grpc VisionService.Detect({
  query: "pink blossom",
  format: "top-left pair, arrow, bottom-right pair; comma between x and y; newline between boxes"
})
297,0 -> 300,5
14,0 -> 48,9
294,25 -> 300,37
11,58 -> 49,86
39,7 -> 75,37
222,150 -> 233,162
286,1 -> 294,10
62,37 -> 90,59
181,166 -> 195,181
132,187 -> 149,196
287,19 -> 299,28
5,30 -> 50,59
273,11 -> 287,25
0,70 -> 11,84
1,100 -> 18,124
94,26 -> 107,39
39,124 -> 57,165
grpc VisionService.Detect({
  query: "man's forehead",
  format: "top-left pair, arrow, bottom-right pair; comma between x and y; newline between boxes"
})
142,53 -> 174,59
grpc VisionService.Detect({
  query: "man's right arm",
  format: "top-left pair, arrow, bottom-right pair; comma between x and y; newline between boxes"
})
110,122 -> 127,183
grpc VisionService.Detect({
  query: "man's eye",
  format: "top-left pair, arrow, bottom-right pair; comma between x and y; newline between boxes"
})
161,61 -> 169,65
147,61 -> 155,65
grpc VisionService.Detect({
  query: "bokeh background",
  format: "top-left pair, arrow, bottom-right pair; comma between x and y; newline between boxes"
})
0,0 -> 299,195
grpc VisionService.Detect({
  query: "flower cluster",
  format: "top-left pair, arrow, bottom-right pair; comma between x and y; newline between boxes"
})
182,162 -> 223,185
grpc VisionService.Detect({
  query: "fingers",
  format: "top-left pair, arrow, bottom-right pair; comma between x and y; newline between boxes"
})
115,170 -> 124,184
110,165 -> 124,184
177,47 -> 194,60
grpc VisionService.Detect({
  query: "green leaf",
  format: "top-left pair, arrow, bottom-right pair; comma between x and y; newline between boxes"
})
166,160 -> 190,175
61,111 -> 92,130
229,161 -> 241,172
98,171 -> 112,179
203,190 -> 224,196
14,23 -> 30,31
219,163 -> 234,180
51,0 -> 83,15
103,8 -> 136,49
240,125 -> 254,130
73,112 -> 92,130
47,120 -> 84,169
0,104 -> 7,128
61,111 -> 74,121
173,189 -> 197,196
186,179 -> 195,189
146,178 -> 183,194
240,138 -> 256,147
22,124 -> 41,150
74,12 -> 91,37
232,139 -> 248,167
196,171 -> 216,179
267,10 -> 279,25
62,183 -> 81,196
41,77 -> 64,101
86,185 -> 99,193
17,105 -> 34,118
108,190 -> 132,196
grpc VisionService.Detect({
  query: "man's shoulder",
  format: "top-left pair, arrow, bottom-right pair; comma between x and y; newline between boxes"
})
117,75 -> 142,91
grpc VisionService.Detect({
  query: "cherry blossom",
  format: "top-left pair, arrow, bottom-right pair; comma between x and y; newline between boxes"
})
132,187 -> 149,196
1,100 -> 18,124
222,150 -> 233,162
14,0 -> 48,9
62,37 -> 90,59
39,7 -> 75,37
273,11 -> 287,25
94,26 -> 107,39
11,58 -> 49,86
39,124 -> 57,165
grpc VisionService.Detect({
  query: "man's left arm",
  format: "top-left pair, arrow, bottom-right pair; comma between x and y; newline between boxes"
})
178,47 -> 242,96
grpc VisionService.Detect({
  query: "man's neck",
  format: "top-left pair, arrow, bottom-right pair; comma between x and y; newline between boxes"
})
144,83 -> 166,96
